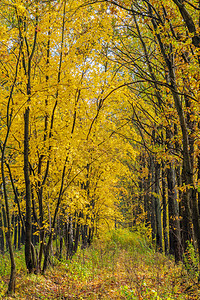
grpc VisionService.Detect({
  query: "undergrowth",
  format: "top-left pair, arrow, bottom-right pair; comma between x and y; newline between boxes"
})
0,228 -> 200,299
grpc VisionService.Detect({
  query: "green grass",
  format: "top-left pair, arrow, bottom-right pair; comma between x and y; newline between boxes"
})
0,246 -> 26,277
0,229 -> 200,299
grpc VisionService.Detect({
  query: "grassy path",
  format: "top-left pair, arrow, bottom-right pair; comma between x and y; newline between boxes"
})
1,229 -> 200,299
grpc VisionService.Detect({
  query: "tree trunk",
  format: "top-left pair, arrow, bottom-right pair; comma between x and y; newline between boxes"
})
18,217 -> 21,250
66,216 -> 74,259
162,165 -> 168,255
24,107 -> 35,273
73,213 -> 80,255
150,156 -> 156,242
14,215 -> 17,250
154,161 -> 163,252
0,206 -> 4,254
1,157 -> 16,293
167,163 -> 182,261
81,224 -> 88,249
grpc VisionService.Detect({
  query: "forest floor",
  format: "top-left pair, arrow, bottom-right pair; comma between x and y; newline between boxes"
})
0,229 -> 200,299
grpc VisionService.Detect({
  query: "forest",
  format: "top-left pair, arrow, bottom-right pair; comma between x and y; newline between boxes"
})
0,0 -> 200,299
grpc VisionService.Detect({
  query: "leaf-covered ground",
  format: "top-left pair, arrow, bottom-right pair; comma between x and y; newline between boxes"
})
1,229 -> 200,299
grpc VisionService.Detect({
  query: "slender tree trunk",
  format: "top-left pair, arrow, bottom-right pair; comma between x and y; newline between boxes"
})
21,218 -> 25,245
88,227 -> 94,246
162,164 -> 168,255
167,163 -> 182,261
0,206 -> 4,254
81,224 -> 88,249
154,161 -> 163,252
66,216 -> 74,259
1,157 -> 16,293
198,154 -> 200,215
180,164 -> 193,251
24,107 -> 35,273
18,217 -> 21,250
145,159 -> 151,225
150,156 -> 156,242
73,213 -> 80,255
14,215 -> 17,250
59,217 -> 64,260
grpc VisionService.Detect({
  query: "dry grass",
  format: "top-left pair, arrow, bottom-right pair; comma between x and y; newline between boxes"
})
1,229 -> 200,299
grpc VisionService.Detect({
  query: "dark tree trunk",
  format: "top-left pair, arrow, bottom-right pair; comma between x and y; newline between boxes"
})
2,206 -> 9,251
162,165 -> 168,255
88,227 -> 94,246
59,217 -> 64,260
167,163 -> 182,261
18,217 -> 21,250
14,215 -> 17,250
81,224 -> 89,249
145,160 -> 151,225
198,154 -> 200,216
73,214 -> 80,255
24,107 -> 35,273
0,206 -> 4,254
180,165 -> 193,252
1,156 -> 16,293
65,217 -> 74,259
21,218 -> 25,245
150,156 -> 156,242
60,237 -> 63,259
154,161 -> 163,252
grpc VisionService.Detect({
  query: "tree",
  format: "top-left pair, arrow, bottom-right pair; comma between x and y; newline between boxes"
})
101,0 -> 199,263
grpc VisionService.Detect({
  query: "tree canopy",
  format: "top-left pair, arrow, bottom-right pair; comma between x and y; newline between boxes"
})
0,0 -> 200,294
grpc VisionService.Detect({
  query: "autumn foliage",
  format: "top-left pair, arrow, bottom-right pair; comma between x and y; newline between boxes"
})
0,0 -> 200,296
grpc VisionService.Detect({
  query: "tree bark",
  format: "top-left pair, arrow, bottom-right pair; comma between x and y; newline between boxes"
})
154,161 -> 163,252
150,156 -> 156,242
162,165 -> 168,255
1,155 -> 16,293
24,107 -> 35,273
0,206 -> 4,254
167,163 -> 182,261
